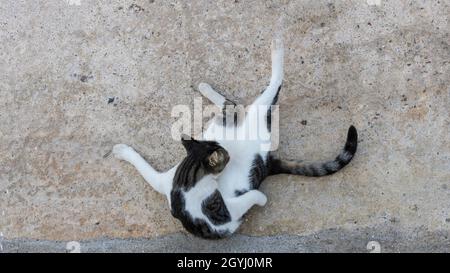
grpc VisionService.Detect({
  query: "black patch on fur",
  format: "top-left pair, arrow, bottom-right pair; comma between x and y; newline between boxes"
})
202,190 -> 231,225
266,153 -> 281,175
222,99 -> 238,127
268,126 -> 358,177
324,164 -> 335,174
234,189 -> 249,197
170,189 -> 229,239
266,85 -> 282,132
170,139 -> 232,239
173,155 -> 204,190
175,139 -> 227,190
344,125 -> 358,154
248,154 -> 269,189
311,167 -> 320,176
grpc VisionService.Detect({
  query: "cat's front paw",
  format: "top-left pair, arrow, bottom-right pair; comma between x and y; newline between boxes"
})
112,144 -> 135,161
255,191 -> 268,207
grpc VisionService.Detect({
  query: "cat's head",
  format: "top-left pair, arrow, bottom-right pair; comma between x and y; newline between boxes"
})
181,134 -> 230,174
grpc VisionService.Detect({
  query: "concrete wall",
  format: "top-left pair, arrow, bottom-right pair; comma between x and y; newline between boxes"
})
1,0 -> 449,252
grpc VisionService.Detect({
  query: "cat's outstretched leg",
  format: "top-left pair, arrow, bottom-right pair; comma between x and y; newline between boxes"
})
251,38 -> 284,108
199,82 -> 241,127
198,83 -> 227,107
245,38 -> 284,136
224,190 -> 267,221
113,144 -> 174,195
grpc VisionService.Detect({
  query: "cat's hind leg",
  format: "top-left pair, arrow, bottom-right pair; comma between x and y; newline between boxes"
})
113,144 -> 174,195
250,38 -> 284,108
243,38 -> 284,137
224,190 -> 267,221
198,83 -> 228,107
199,82 -> 242,127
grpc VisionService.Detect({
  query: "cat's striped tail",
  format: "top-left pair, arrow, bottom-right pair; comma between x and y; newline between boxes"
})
269,126 -> 358,177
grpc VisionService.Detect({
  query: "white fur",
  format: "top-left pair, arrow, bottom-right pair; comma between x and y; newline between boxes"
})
113,38 -> 283,235
198,82 -> 226,107
112,144 -> 176,197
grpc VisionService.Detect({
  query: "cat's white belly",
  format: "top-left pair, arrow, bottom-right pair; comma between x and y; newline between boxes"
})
216,156 -> 253,198
203,122 -> 270,198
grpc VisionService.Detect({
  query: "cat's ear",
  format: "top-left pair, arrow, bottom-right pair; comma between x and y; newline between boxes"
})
181,134 -> 197,151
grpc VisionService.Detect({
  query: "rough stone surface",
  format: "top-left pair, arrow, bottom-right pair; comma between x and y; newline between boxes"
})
3,226 -> 450,253
1,0 -> 449,252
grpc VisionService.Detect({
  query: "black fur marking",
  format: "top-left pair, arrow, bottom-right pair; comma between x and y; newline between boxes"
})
268,126 -> 358,177
266,85 -> 282,132
173,155 -> 204,190
248,154 -> 269,189
336,156 -> 346,168
234,189 -> 249,197
344,125 -> 358,154
222,99 -> 238,127
170,189 -> 229,239
175,139 -> 226,190
202,190 -> 231,225
170,139 -> 233,239
310,166 -> 319,177
324,163 -> 335,174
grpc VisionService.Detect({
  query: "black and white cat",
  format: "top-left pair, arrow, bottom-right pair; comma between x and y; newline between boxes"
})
113,39 -> 358,239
